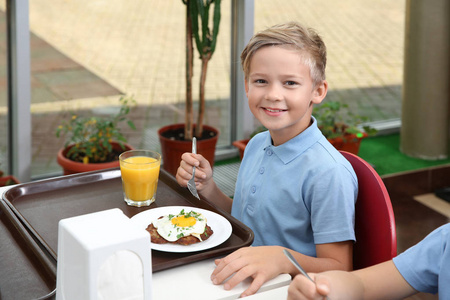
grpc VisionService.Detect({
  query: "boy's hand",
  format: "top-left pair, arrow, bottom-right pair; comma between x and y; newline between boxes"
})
287,273 -> 331,300
176,152 -> 213,193
210,246 -> 288,297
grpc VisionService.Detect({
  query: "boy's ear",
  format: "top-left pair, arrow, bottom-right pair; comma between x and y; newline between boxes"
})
311,80 -> 328,104
244,79 -> 249,97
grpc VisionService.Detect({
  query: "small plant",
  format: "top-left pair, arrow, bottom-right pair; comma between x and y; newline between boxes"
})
313,101 -> 377,140
0,168 -> 20,186
56,96 -> 136,164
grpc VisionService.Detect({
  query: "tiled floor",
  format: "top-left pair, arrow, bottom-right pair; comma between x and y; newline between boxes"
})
0,13 -> 121,107
414,194 -> 450,219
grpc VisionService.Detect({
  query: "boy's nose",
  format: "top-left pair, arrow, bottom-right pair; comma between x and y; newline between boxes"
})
265,84 -> 282,101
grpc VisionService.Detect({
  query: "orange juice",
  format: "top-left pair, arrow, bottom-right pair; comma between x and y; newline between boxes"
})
120,155 -> 160,206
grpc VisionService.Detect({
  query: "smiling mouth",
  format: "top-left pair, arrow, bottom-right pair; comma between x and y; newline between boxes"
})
264,108 -> 286,113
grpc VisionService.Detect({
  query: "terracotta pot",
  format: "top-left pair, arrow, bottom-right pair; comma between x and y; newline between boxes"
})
328,132 -> 368,155
57,141 -> 134,175
158,124 -> 219,176
232,139 -> 249,160
0,175 -> 20,186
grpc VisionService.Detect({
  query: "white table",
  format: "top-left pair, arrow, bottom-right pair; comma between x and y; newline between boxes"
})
245,285 -> 290,299
153,256 -> 291,299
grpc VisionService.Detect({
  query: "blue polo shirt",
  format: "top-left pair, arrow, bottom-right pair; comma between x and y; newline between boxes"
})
393,223 -> 450,296
231,117 -> 357,256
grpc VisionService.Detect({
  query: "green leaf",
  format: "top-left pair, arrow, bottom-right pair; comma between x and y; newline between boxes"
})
127,120 -> 136,130
314,101 -> 377,139
56,96 -> 136,162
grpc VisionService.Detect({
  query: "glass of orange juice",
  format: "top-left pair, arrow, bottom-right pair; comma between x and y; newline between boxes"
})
119,150 -> 161,207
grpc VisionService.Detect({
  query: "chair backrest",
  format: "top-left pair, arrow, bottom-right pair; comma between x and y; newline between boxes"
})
339,151 -> 397,270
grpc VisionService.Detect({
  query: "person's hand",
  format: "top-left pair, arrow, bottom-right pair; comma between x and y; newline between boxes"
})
176,152 -> 213,193
287,273 -> 331,300
211,246 -> 288,297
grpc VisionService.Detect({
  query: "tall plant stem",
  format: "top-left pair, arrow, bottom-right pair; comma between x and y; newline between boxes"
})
184,0 -> 194,140
190,0 -> 221,138
196,54 -> 211,137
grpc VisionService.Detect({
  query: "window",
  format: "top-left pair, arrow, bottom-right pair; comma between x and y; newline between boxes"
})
6,1 -> 405,180
28,0 -> 232,178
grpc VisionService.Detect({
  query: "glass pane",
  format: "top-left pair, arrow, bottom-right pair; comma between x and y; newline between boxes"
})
0,1 -> 8,176
28,1 -> 232,178
254,0 -> 405,123
24,1 -> 405,178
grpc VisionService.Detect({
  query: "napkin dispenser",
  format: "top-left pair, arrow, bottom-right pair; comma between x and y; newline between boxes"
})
56,208 -> 152,300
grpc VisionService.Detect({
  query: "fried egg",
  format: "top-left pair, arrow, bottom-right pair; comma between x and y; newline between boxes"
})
152,209 -> 207,242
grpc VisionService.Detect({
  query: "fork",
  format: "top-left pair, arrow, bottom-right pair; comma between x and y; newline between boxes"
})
283,249 -> 331,300
187,137 -> 200,200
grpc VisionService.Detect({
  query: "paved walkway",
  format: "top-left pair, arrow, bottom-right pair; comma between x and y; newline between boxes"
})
0,0 -> 406,179
27,0 -> 405,117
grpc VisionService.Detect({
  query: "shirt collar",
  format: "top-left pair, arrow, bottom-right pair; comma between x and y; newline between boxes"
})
263,116 -> 323,164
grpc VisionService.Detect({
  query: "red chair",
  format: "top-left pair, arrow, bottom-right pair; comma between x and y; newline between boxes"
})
339,151 -> 397,270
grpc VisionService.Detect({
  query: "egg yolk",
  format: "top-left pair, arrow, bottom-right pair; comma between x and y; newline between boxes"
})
171,215 -> 196,227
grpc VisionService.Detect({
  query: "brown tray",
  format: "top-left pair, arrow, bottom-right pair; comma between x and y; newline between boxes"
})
2,168 -> 254,279
0,198 -> 56,299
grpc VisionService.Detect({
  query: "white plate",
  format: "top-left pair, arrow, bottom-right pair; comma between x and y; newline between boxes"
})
131,206 -> 232,253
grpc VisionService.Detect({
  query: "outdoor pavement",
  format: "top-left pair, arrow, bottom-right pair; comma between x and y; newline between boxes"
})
0,0 -> 406,190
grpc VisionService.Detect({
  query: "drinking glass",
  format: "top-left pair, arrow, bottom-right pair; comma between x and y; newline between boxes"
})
119,150 -> 161,207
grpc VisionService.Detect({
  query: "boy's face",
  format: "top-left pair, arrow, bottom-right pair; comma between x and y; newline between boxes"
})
245,46 -> 327,146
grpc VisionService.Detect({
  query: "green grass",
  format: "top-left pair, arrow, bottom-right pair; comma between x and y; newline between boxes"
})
358,134 -> 450,176
214,156 -> 241,166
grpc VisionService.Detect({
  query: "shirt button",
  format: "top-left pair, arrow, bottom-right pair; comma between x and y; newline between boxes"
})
251,186 -> 256,193
266,149 -> 273,156
259,167 -> 265,174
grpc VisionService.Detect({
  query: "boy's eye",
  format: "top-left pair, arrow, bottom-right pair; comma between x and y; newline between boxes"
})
285,81 -> 298,86
254,79 -> 267,84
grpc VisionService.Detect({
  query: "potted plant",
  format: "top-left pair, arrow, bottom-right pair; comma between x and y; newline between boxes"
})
158,0 -> 221,176
232,126 -> 267,160
0,169 -> 20,187
313,101 -> 377,154
56,96 -> 136,175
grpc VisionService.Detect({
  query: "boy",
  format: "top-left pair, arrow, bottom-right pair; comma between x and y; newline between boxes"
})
176,22 -> 357,297
287,223 -> 450,299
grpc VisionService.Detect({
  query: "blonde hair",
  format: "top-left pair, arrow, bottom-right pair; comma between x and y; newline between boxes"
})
241,22 -> 327,87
